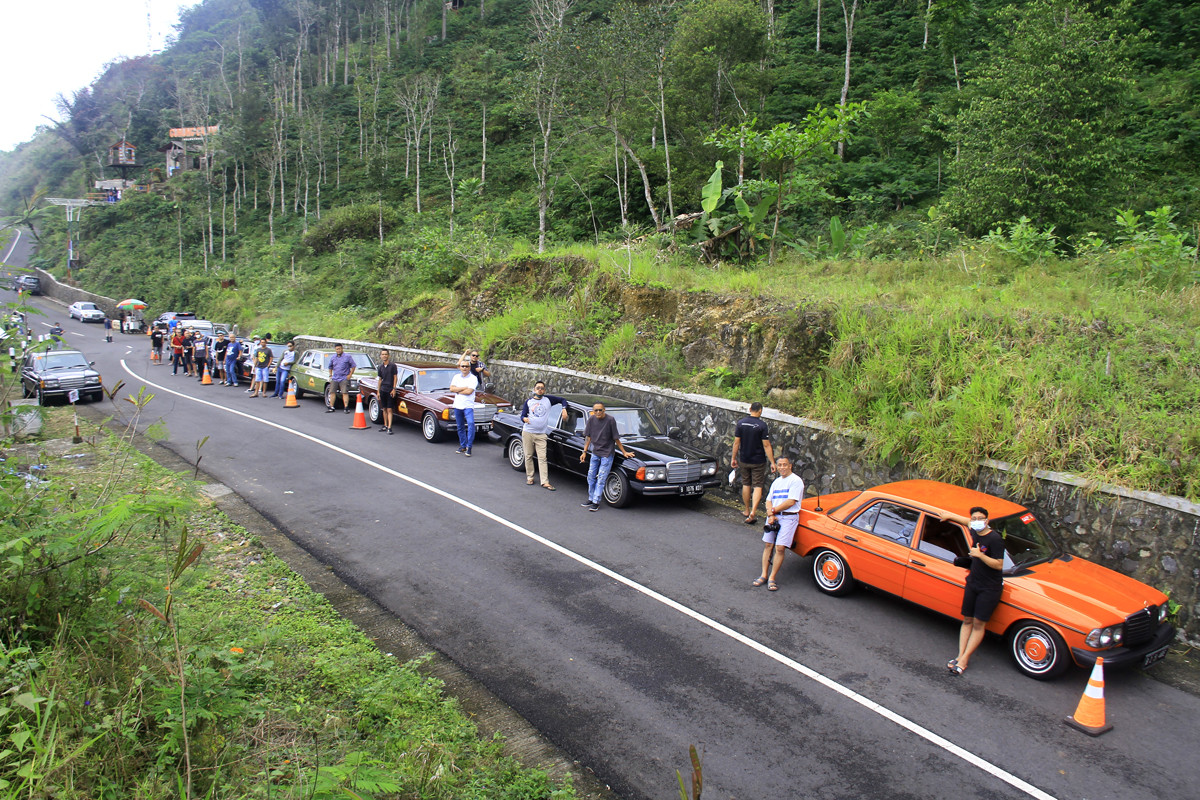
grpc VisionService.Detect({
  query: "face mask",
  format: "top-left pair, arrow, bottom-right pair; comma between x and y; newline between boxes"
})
969,520 -> 986,532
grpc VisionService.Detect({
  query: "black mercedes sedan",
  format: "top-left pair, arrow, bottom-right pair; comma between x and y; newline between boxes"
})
492,393 -> 721,507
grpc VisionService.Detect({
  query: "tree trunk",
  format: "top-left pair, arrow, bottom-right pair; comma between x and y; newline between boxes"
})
838,0 -> 858,159
615,130 -> 660,229
816,0 -> 822,52
480,101 -> 487,187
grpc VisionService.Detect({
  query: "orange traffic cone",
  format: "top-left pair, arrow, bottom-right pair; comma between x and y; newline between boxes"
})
283,378 -> 299,408
1065,657 -> 1112,736
350,392 -> 370,430
200,361 -> 212,384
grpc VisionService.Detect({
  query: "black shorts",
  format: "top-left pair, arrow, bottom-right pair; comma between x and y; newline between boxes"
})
961,583 -> 1002,622
738,462 -> 768,489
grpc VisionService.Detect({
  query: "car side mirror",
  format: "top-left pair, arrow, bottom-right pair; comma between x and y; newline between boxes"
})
89,361 -> 95,367
667,426 -> 682,440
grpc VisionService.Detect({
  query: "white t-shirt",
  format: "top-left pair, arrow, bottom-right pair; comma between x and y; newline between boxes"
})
767,472 -> 805,513
450,372 -> 478,409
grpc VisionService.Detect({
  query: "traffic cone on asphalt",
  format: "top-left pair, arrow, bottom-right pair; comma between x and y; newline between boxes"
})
350,392 -> 370,429
200,362 -> 212,384
283,378 -> 299,408
1065,657 -> 1113,736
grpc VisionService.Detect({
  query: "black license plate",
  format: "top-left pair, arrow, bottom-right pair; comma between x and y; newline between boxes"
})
478,423 -> 492,431
680,484 -> 705,495
1143,645 -> 1169,668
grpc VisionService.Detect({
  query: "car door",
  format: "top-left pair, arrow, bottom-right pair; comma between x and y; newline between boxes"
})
903,516 -> 971,618
549,406 -> 589,476
838,500 -> 920,596
394,369 -> 420,422
298,351 -> 320,393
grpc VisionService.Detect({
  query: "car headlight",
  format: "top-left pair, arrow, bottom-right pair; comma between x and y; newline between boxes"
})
638,466 -> 666,482
87,376 -> 101,384
41,377 -> 59,388
702,463 -> 717,476
1085,624 -> 1125,648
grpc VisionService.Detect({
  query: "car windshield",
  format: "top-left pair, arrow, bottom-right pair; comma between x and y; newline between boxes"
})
992,512 -> 1062,572
350,352 -> 375,368
414,369 -> 461,392
605,408 -> 664,437
79,303 -> 98,310
36,353 -> 89,370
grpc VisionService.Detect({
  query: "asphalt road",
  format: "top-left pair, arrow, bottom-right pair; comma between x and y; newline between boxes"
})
11,288 -> 1200,800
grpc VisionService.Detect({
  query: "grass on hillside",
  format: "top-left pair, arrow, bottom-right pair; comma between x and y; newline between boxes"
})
0,389 -> 575,799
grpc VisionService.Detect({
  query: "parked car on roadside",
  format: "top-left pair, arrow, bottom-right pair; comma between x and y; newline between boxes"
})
793,479 -> 1175,680
12,275 -> 41,295
155,311 -> 197,325
357,360 -> 513,443
68,301 -> 106,322
491,394 -> 722,507
289,348 -> 376,408
178,319 -> 228,337
235,341 -> 289,387
20,348 -> 103,404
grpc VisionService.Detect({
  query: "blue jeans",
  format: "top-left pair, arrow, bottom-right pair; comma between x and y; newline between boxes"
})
273,368 -> 290,397
586,454 -> 615,505
453,407 -> 475,449
224,356 -> 239,385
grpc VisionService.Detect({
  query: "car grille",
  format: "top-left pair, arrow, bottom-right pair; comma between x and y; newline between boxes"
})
666,460 -> 704,484
55,376 -> 95,390
474,405 -> 497,424
1123,607 -> 1157,646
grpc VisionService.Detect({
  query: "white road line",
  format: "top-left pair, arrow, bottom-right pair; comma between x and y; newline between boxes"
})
122,359 -> 1057,800
1,228 -> 21,262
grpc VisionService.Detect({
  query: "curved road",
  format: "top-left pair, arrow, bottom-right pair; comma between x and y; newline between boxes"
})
11,287 -> 1200,800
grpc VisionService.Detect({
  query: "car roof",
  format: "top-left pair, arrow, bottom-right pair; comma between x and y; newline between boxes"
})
556,393 -> 642,410
865,480 -> 1028,519
32,349 -> 87,358
399,360 -> 468,370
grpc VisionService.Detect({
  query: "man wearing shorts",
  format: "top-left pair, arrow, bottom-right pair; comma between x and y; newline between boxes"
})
731,402 -> 775,524
753,456 -> 804,591
249,338 -> 273,397
326,343 -> 356,413
948,506 -> 1006,675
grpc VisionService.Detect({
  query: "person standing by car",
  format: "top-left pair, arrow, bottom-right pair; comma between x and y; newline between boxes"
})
273,341 -> 297,399
104,316 -> 114,343
224,337 -> 243,387
193,332 -> 209,381
326,343 -> 356,413
578,402 -> 635,511
450,359 -> 479,454
170,328 -> 186,375
150,325 -> 163,361
249,338 -> 273,397
212,333 -> 228,383
948,507 -> 1006,675
520,381 -> 570,489
465,349 -> 491,385
753,456 -> 804,591
731,401 -> 776,525
182,330 -> 196,376
376,348 -> 398,433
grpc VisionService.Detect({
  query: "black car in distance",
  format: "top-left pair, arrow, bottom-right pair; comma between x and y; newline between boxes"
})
492,393 -> 721,507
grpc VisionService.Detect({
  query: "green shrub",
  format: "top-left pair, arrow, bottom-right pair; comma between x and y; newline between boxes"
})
303,204 -> 402,254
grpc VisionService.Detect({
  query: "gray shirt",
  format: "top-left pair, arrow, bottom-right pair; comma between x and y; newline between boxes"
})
583,414 -> 622,458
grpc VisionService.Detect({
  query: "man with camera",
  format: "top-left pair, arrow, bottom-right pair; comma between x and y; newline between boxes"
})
753,456 -> 805,592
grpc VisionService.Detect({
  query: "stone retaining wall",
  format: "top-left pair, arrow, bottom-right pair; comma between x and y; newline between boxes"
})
32,267 -> 126,320
294,334 -> 1200,642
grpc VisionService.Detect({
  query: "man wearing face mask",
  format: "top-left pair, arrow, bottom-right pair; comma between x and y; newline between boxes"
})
948,506 -> 1006,675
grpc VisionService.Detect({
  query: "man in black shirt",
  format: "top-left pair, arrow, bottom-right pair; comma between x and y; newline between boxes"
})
376,348 -> 399,434
949,506 -> 1006,675
731,402 -> 775,524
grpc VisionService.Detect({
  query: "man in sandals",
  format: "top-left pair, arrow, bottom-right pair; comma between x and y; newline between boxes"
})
731,401 -> 775,524
519,380 -> 569,490
753,456 -> 804,592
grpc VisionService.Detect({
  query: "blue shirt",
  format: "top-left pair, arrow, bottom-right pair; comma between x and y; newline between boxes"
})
329,352 -> 356,382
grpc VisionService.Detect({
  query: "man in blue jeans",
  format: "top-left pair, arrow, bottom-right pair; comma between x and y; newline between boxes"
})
449,359 -> 478,455
273,341 -> 297,398
578,402 -> 634,511
224,337 -> 243,386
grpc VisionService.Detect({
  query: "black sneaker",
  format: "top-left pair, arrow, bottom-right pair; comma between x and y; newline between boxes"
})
581,501 -> 593,508
456,447 -> 466,454
589,503 -> 600,512
344,409 -> 351,414
464,448 -> 472,457
325,408 -> 337,413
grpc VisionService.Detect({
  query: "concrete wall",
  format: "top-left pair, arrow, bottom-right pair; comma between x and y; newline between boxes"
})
294,334 -> 1200,642
32,267 -> 127,320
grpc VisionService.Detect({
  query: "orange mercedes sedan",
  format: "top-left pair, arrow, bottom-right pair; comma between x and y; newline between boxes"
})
793,480 -> 1174,679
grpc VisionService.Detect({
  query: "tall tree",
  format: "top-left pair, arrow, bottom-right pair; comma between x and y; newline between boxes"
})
525,0 -> 575,252
395,73 -> 441,213
947,0 -> 1138,235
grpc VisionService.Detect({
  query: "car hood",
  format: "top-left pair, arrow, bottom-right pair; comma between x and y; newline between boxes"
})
614,435 -> 714,463
1009,556 -> 1168,625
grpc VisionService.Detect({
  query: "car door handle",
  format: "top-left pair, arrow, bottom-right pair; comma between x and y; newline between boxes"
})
909,559 -> 926,567
843,535 -> 859,542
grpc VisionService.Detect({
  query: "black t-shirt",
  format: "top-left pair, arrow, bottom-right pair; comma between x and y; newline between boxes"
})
377,362 -> 398,391
151,331 -> 163,347
213,340 -> 228,359
967,528 -> 1006,589
734,416 -> 771,464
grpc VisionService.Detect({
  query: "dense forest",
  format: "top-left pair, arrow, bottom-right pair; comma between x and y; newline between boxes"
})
2,0 -> 1199,499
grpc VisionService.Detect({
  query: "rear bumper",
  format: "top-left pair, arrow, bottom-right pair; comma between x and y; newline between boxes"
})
1071,623 -> 1175,670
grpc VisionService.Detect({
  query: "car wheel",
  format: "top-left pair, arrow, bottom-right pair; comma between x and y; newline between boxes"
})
1007,621 -> 1070,680
36,388 -> 46,406
368,396 -> 382,424
811,549 -> 855,596
421,411 -> 445,442
324,383 -> 335,409
506,437 -> 526,470
603,470 -> 632,508
293,383 -> 304,399
21,382 -> 32,399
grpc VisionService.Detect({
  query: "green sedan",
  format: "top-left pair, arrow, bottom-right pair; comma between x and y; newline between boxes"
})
289,348 -> 376,409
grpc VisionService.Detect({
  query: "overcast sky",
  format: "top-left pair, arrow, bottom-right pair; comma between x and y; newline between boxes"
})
1,0 -> 198,152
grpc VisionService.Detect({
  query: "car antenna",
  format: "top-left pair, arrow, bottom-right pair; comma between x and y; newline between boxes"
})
814,470 -> 835,513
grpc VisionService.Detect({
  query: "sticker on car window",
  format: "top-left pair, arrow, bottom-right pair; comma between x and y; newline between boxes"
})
1021,513 -> 1035,524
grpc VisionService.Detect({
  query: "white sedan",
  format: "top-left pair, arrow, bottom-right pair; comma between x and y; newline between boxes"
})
68,302 -> 106,322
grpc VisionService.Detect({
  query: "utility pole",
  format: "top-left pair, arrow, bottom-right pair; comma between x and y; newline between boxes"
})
45,198 -> 103,281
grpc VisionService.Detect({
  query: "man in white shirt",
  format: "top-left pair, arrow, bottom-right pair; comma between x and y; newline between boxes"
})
450,359 -> 479,456
753,456 -> 805,592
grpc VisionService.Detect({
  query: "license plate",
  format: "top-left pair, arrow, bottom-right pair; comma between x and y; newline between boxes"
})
680,484 -> 704,495
1143,645 -> 1169,668
478,423 -> 492,431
